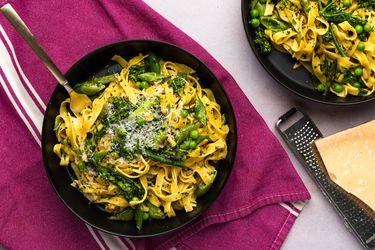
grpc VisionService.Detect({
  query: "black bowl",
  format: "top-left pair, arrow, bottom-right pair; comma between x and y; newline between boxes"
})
42,40 -> 237,237
241,0 -> 375,105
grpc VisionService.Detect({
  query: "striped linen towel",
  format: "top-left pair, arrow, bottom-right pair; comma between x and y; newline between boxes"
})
0,0 -> 310,249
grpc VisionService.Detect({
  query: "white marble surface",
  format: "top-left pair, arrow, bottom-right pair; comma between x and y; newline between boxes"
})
143,0 -> 374,249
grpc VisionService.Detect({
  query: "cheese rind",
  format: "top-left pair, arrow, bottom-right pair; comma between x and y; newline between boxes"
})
315,120 -> 375,211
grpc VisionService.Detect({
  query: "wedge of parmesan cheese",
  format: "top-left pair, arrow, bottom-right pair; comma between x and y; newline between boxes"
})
315,120 -> 375,211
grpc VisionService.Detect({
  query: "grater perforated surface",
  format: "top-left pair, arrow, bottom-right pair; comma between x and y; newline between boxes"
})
276,108 -> 375,249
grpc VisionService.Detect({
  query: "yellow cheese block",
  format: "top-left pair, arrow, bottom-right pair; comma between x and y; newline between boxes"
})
315,120 -> 375,211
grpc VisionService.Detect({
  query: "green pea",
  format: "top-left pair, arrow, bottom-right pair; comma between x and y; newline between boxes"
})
343,0 -> 351,7
111,151 -> 120,160
333,84 -> 343,92
353,82 -> 362,88
131,197 -> 139,202
355,25 -> 364,34
251,18 -> 260,28
189,140 -> 197,149
135,81 -> 142,88
190,130 -> 199,139
141,81 -> 149,89
180,140 -> 190,150
77,161 -> 86,170
357,42 -> 365,51
137,117 -> 146,126
142,212 -> 149,220
317,84 -> 325,92
354,67 -> 363,76
250,9 -> 259,18
364,23 -> 372,32
181,109 -> 189,118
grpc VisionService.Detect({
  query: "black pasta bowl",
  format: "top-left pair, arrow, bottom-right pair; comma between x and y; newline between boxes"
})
42,40 -> 237,237
241,0 -> 375,105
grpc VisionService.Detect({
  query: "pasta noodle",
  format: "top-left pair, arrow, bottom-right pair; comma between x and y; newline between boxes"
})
252,0 -> 375,97
53,54 -> 229,225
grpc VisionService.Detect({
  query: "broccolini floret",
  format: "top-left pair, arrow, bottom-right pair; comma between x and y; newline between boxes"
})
254,27 -> 271,54
358,0 -> 375,10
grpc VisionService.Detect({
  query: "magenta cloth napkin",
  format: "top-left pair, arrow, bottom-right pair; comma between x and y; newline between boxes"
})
0,0 -> 310,249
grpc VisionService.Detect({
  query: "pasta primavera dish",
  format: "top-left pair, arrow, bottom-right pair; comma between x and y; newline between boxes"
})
53,53 -> 229,229
249,0 -> 375,97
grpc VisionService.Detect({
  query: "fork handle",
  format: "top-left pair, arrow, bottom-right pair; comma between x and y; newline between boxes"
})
0,4 -> 72,92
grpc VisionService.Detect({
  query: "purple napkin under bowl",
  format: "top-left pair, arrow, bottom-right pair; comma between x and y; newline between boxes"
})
42,39 -> 237,237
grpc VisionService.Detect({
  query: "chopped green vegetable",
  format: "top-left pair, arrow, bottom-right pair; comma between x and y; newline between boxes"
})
137,72 -> 169,83
301,0 -> 311,13
260,17 -> 290,32
76,161 -> 86,170
152,128 -> 168,150
148,52 -> 160,74
358,0 -> 375,10
92,151 -> 108,166
147,202 -> 165,220
254,27 -> 271,54
142,149 -> 187,168
364,23 -> 372,32
195,97 -> 207,126
329,25 -> 346,57
196,173 -> 216,197
111,151 -> 120,160
176,123 -> 199,145
135,205 -> 144,230
129,64 -> 147,81
74,74 -> 116,96
96,166 -> 144,201
53,119 -> 63,131
168,73 -> 187,95
253,1 -> 266,16
108,208 -> 134,221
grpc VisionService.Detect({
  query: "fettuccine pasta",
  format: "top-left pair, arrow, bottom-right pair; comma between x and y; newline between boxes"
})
53,53 -> 229,228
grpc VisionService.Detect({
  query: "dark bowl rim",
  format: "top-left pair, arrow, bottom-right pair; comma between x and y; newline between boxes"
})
41,39 -> 237,238
241,0 -> 375,106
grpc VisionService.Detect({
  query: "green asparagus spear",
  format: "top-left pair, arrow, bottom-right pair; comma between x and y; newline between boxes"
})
260,17 -> 290,32
146,202 -> 165,220
74,74 -> 116,96
196,172 -> 217,197
137,72 -> 170,83
142,149 -> 187,168
108,208 -> 135,221
194,97 -> 207,126
135,205 -> 144,230
148,52 -> 161,74
97,166 -> 145,201
176,123 -> 200,145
